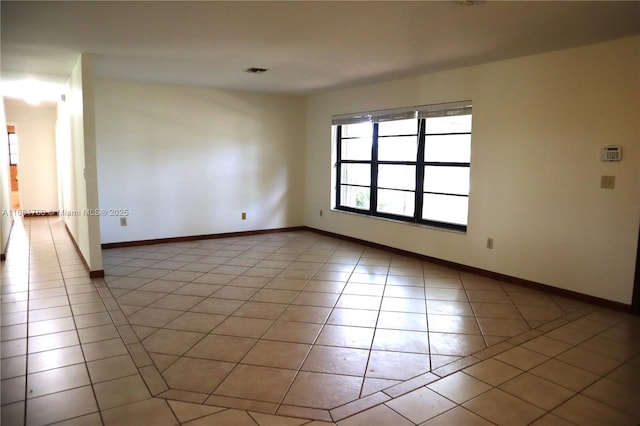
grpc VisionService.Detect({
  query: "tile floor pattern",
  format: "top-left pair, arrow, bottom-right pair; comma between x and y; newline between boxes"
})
1,217 -> 640,425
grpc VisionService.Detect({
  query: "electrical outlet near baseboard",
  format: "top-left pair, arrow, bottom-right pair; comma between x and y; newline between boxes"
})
486,238 -> 493,249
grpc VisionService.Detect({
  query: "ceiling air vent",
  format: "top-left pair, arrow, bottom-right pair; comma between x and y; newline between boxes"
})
245,67 -> 269,74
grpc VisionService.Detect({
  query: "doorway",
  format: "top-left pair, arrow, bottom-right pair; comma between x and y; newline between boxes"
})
7,124 -> 20,209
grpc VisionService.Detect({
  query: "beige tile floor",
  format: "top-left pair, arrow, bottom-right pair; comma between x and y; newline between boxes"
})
2,216 -> 640,425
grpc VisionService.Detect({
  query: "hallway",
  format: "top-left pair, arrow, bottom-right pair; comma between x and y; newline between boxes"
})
1,217 -> 640,425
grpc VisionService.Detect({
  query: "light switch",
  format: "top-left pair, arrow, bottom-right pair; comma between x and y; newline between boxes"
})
600,175 -> 615,189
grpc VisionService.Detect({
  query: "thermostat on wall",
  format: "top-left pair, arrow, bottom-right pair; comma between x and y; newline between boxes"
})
601,145 -> 621,162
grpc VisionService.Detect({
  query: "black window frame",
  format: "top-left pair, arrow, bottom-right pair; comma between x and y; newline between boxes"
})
334,102 -> 471,233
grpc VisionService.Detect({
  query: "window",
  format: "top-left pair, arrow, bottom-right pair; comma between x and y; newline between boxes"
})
8,132 -> 18,166
333,101 -> 471,232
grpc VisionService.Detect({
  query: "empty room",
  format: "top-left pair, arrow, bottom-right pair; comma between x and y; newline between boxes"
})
1,1 -> 639,425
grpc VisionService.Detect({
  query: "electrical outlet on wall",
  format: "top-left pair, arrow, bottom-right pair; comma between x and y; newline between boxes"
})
241,212 -> 247,220
120,217 -> 127,227
486,238 -> 493,249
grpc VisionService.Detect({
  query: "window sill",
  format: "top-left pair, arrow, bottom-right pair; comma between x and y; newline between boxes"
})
330,208 -> 467,235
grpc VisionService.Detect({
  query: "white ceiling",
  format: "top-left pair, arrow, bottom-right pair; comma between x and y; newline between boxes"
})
2,1 -> 639,97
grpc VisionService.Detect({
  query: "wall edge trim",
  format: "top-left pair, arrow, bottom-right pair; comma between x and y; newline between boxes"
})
64,222 -> 102,277
100,226 -> 306,249
1,219 -> 16,262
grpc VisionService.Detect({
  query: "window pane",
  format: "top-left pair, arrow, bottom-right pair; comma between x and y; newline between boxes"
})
341,164 -> 370,186
341,185 -> 370,209
424,166 -> 469,195
425,114 -> 472,134
8,134 -> 18,153
422,194 -> 468,225
341,138 -> 371,160
377,189 -> 415,217
342,122 -> 372,138
8,133 -> 18,165
424,134 -> 470,163
378,165 -> 415,191
378,119 -> 417,136
378,136 -> 417,161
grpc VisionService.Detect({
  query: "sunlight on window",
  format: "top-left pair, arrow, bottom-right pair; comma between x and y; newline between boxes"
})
426,114 -> 472,133
379,136 -> 417,162
339,122 -> 373,210
377,189 -> 415,216
8,132 -> 19,165
341,185 -> 370,209
425,134 -> 470,163
378,118 -> 416,136
423,166 -> 469,195
378,165 -> 416,191
341,137 -> 371,161
422,193 -> 469,225
333,102 -> 472,231
342,122 -> 372,138
341,163 -> 370,186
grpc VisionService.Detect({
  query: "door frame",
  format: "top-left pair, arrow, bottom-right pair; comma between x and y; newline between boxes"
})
632,226 -> 640,315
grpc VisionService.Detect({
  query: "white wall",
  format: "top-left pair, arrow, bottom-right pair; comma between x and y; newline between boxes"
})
0,99 -> 10,257
5,100 -> 58,212
58,54 -> 103,272
304,36 -> 640,305
94,80 -> 305,244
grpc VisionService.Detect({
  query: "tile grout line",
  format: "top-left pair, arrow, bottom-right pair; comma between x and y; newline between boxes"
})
271,242 -> 363,417
270,244 -> 342,414
198,236 -> 301,411
9,221 -> 640,425
457,271 -> 491,351
91,229 -> 638,424
97,234 -> 307,414
22,218 -> 31,426
355,261 -> 381,407
223,238 -> 340,415
46,216 -> 106,426
113,237 -> 516,418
